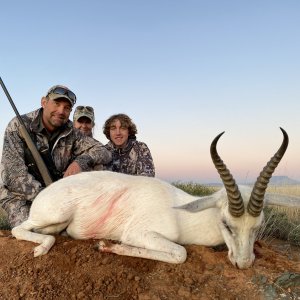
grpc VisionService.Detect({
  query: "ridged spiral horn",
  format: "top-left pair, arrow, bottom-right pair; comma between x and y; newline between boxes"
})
210,132 -> 244,217
247,128 -> 289,217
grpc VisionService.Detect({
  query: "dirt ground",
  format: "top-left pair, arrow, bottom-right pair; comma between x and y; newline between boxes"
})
0,230 -> 299,300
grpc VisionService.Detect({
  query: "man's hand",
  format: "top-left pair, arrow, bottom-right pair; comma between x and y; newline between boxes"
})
63,161 -> 82,177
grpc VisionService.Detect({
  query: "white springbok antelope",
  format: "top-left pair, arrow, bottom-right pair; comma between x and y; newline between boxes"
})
12,128 -> 300,269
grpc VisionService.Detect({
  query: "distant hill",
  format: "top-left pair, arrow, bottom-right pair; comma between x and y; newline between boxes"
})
267,176 -> 300,185
204,176 -> 300,187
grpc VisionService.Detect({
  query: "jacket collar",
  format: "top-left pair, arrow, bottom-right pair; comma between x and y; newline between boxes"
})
109,137 -> 136,153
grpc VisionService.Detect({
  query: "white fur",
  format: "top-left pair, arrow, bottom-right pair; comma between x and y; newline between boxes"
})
12,171 -> 299,269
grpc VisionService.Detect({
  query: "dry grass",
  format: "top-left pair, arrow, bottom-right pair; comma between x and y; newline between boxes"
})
267,184 -> 300,196
257,185 -> 300,246
266,185 -> 300,221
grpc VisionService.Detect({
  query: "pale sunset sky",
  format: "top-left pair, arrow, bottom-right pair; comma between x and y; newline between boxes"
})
1,1 -> 300,184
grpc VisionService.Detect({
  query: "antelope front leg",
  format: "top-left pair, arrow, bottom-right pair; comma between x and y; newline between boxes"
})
97,232 -> 187,264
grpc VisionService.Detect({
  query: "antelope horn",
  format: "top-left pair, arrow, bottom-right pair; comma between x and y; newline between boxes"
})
247,127 -> 289,217
210,132 -> 244,217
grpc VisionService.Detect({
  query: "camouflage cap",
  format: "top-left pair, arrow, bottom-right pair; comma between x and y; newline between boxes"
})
46,85 -> 76,107
73,106 -> 95,122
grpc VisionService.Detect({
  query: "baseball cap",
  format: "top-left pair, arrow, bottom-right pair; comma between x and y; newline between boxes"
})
73,106 -> 95,122
46,85 -> 77,107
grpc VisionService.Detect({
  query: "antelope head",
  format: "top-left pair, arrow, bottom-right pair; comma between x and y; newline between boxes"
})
212,127 -> 289,268
178,128 -> 289,269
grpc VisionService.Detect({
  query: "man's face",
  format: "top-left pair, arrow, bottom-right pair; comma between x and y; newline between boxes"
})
74,117 -> 93,136
41,97 -> 72,132
109,119 -> 129,148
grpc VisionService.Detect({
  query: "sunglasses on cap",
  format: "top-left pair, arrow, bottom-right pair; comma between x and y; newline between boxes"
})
76,106 -> 94,113
47,87 -> 77,104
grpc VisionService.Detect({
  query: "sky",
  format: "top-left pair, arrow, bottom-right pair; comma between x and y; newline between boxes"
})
1,1 -> 300,184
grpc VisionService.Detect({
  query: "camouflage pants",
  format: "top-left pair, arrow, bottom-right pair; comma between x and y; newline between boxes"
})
0,185 -> 31,228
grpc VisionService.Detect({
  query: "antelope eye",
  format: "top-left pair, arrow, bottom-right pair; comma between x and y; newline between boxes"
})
222,220 -> 232,234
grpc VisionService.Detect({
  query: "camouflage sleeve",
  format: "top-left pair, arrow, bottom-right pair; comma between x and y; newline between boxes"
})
100,143 -> 114,171
1,118 -> 43,201
72,131 -> 112,171
135,142 -> 155,177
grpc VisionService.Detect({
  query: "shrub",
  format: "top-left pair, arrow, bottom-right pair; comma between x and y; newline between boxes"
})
0,209 -> 10,230
172,181 -> 218,196
258,207 -> 300,246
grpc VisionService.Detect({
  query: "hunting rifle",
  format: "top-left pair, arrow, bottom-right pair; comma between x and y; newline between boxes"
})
0,77 -> 53,186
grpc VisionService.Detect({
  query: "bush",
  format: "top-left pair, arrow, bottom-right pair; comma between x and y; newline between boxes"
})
0,218 -> 10,230
258,207 -> 300,246
263,185 -> 300,246
0,209 -> 10,230
172,181 -> 218,196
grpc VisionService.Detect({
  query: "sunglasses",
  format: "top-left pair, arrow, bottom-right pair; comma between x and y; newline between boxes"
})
47,87 -> 77,104
76,106 -> 94,113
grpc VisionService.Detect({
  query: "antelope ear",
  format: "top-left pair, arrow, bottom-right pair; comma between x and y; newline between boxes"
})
265,193 -> 300,208
173,196 -> 220,213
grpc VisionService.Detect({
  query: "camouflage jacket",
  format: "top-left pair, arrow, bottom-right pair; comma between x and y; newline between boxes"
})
0,108 -> 111,201
103,138 -> 155,177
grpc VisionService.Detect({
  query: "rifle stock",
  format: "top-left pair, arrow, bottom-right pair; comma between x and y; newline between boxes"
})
0,77 -> 53,186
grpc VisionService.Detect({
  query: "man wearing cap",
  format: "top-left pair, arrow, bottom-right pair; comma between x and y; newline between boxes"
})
73,105 -> 95,137
0,85 -> 111,228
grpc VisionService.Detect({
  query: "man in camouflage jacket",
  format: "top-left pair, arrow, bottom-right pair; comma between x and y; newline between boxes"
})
102,113 -> 155,177
0,85 -> 111,228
